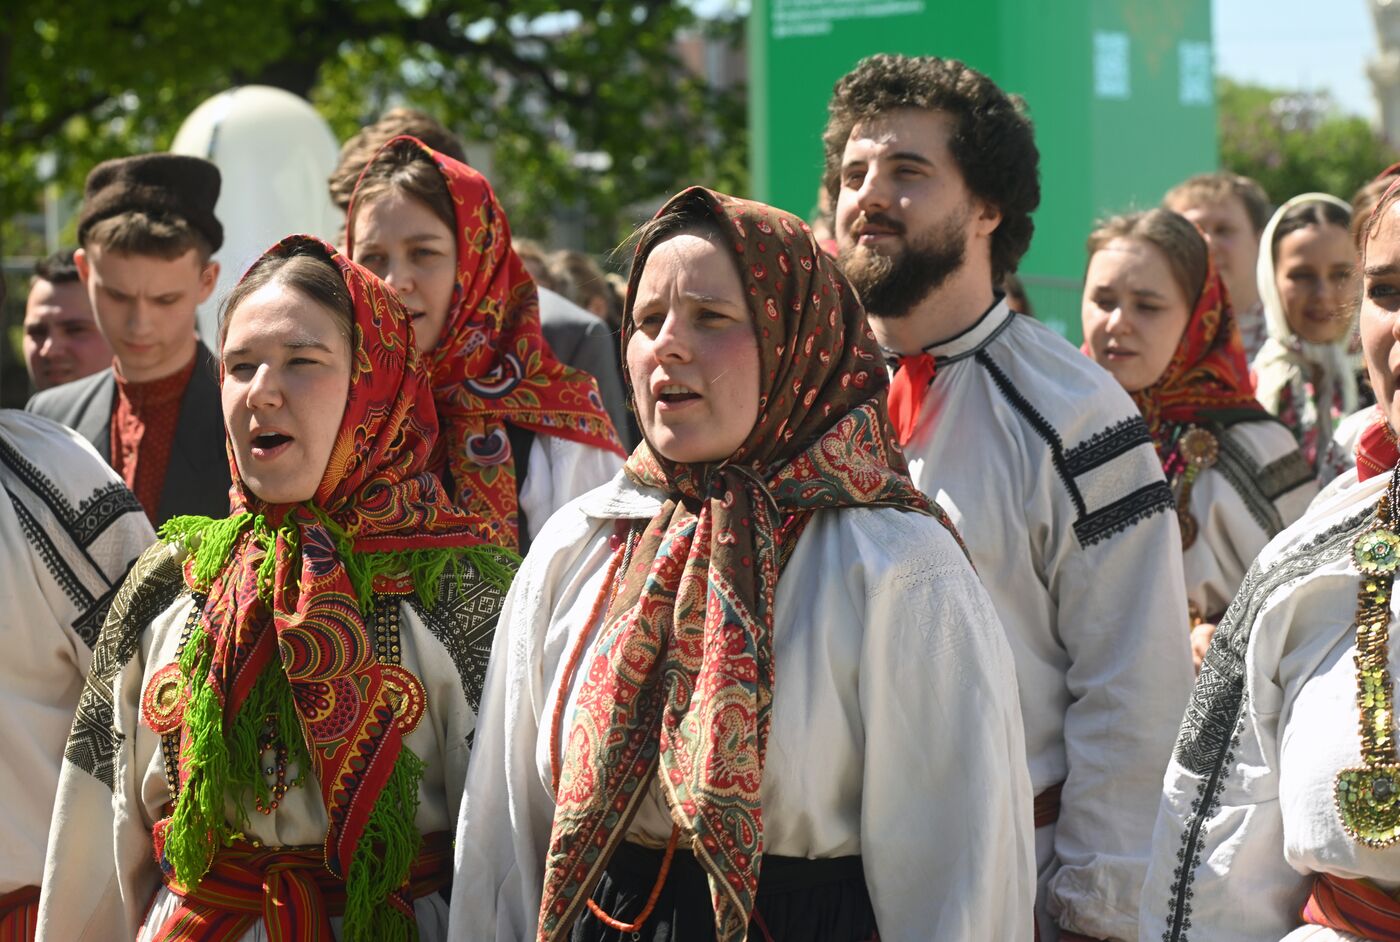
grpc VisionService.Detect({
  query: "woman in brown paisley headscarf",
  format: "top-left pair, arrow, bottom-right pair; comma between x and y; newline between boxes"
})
450,188 -> 1035,941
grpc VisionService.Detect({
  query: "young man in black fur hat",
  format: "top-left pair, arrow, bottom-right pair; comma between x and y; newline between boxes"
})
27,153 -> 233,525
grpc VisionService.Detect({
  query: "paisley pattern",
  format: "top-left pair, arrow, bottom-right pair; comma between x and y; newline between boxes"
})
538,188 -> 946,941
172,236 -> 492,882
1092,252 -> 1266,467
347,136 -> 624,550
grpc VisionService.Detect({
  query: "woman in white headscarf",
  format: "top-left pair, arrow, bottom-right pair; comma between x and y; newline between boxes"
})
1253,193 -> 1359,482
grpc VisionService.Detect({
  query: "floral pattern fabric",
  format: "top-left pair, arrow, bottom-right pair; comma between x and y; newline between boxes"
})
163,236 -> 490,911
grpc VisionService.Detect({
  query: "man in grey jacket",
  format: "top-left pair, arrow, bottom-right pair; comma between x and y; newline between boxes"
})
27,153 -> 232,525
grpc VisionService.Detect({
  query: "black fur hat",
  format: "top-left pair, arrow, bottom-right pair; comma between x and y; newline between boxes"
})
77,153 -> 223,252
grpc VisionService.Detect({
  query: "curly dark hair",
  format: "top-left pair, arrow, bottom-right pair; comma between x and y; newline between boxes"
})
823,54 -> 1040,282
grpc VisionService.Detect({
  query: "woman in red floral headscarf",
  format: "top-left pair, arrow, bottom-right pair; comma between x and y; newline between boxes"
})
39,236 -> 512,942
1081,208 -> 1317,668
450,188 -> 1036,941
346,137 -> 625,555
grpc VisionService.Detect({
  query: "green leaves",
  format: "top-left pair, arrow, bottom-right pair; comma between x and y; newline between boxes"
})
1218,77 -> 1399,204
4,0 -> 749,257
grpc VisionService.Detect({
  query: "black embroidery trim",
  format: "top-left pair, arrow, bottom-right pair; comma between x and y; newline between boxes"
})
977,351 -> 1085,517
160,599 -> 205,805
924,306 -> 1017,368
65,547 -> 185,790
1211,431 -> 1286,536
0,433 -> 146,647
1073,480 -> 1176,547
979,350 -> 1169,551
1257,450 -> 1316,502
1064,417 -> 1153,478
408,559 -> 508,721
0,432 -> 143,547
1163,508 -> 1372,940
10,489 -> 87,607
72,578 -> 127,649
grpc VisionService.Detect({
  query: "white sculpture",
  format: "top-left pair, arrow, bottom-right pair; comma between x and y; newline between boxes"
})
1370,0 -> 1400,146
171,86 -> 342,342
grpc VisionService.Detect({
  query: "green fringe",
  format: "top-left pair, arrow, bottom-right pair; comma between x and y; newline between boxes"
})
160,513 -> 286,598
224,662 -> 307,814
163,510 -> 518,611
307,505 -> 518,608
165,625 -> 227,883
165,626 -> 311,887
342,748 -> 425,942
157,507 -> 515,920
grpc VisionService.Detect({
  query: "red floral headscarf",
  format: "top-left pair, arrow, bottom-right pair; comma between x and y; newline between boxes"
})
154,236 -> 496,939
1091,250 -> 1265,464
347,136 -> 624,550
538,188 -> 952,941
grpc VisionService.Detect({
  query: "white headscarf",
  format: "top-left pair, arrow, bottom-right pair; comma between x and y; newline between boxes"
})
1253,192 -> 1358,470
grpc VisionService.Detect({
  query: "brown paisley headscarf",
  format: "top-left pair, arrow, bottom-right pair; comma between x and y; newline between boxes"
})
538,188 -> 955,941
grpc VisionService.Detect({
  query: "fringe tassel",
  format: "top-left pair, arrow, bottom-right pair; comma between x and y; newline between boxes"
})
157,508 -> 514,923
308,506 -> 518,609
342,748 -> 425,942
165,628 -> 311,888
165,625 -> 228,885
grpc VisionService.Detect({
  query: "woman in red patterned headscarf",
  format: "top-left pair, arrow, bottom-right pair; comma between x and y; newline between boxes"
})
346,137 -> 625,554
450,188 -> 1036,941
1081,207 -> 1317,668
40,236 -> 512,942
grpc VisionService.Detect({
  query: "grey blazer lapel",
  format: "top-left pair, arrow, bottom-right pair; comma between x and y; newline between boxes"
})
75,375 -> 116,463
157,344 -> 233,521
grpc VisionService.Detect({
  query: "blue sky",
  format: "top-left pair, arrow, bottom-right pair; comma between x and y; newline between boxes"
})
1213,0 -> 1374,116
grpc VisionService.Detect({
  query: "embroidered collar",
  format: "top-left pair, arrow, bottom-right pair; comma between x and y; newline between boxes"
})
881,295 -> 1014,369
113,350 -> 197,409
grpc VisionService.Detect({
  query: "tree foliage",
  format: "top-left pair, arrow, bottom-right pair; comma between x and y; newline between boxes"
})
1,0 -> 748,255
1218,77 -> 1399,205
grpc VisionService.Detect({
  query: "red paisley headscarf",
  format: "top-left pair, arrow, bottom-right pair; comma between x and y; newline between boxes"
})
154,236 -> 495,939
538,188 -> 953,941
347,136 -> 624,550
1088,249 -> 1265,464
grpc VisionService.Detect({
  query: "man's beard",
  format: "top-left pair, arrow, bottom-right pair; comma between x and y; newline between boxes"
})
839,208 -> 969,319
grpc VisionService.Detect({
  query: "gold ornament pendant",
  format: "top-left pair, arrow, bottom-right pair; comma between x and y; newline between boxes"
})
1336,763 -> 1400,847
1334,486 -> 1400,847
1174,427 -> 1219,551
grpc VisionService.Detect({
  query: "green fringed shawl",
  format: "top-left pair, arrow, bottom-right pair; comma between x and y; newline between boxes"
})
156,512 -> 515,940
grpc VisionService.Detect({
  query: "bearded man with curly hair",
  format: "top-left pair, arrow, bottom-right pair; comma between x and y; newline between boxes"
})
826,54 -> 1192,942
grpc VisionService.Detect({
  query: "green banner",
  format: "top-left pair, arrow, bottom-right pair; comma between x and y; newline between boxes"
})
748,0 -> 1217,339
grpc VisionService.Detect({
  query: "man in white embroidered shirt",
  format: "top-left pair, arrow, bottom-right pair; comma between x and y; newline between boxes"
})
825,54 -> 1193,942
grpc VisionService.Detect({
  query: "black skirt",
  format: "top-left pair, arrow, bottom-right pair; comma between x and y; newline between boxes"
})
570,840 -> 879,942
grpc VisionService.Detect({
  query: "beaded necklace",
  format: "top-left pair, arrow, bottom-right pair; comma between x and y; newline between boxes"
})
1335,464 -> 1400,846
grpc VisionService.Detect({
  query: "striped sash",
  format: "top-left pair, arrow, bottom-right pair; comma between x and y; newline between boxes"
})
1302,873 -> 1400,939
146,831 -> 451,941
0,886 -> 39,942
